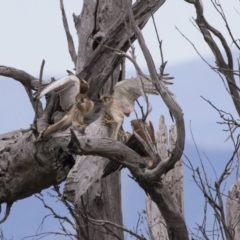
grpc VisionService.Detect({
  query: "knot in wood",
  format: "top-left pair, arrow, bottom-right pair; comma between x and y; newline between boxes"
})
94,193 -> 104,207
139,163 -> 146,169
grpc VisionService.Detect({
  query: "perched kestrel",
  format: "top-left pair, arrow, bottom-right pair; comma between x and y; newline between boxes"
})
100,76 -> 159,139
39,94 -> 94,138
35,74 -> 89,111
102,119 -> 156,178
72,93 -> 94,127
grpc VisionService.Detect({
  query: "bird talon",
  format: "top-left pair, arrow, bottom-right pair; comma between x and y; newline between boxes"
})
104,118 -> 116,124
120,131 -> 131,142
35,127 -> 48,141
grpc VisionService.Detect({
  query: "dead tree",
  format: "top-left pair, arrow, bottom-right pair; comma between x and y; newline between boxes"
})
227,180 -> 240,240
181,0 -> 240,239
146,116 -> 184,240
0,0 -> 188,239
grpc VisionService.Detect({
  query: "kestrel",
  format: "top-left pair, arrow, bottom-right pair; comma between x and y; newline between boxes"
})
35,74 -> 89,111
39,93 -> 94,138
128,119 -> 156,157
72,93 -> 94,127
100,76 -> 159,139
102,119 -> 156,178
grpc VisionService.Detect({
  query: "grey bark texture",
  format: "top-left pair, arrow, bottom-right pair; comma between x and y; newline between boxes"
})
146,116 -> 184,240
0,0 -> 189,239
65,1 -> 125,239
227,179 -> 240,240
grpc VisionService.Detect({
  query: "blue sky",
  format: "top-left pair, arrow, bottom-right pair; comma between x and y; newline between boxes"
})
0,0 -> 239,239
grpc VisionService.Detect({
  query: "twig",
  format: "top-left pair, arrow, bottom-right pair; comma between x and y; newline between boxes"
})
175,26 -> 214,70
22,231 -> 76,240
33,59 -> 45,126
184,0 -> 240,117
87,217 -> 147,240
60,0 -> 77,66
88,35 -> 146,77
35,194 -> 74,227
201,96 -> 240,142
0,65 -> 48,90
126,0 -> 185,179
0,203 -> 13,224
210,0 -> 240,50
151,12 -> 166,76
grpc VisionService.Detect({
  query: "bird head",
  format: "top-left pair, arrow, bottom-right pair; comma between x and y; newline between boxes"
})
131,119 -> 142,131
75,94 -> 94,113
100,94 -> 113,104
79,77 -> 89,94
75,93 -> 87,105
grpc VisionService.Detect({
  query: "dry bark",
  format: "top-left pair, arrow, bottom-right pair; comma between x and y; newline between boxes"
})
67,130 -> 188,240
226,179 -> 240,240
0,0 -> 166,205
0,129 -> 73,203
146,116 -> 184,240
65,1 -> 125,239
0,0 -> 189,239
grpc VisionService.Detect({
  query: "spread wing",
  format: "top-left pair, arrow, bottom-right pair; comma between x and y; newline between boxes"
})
113,76 -> 158,116
102,120 -> 155,178
36,75 -> 85,111
145,120 -> 156,145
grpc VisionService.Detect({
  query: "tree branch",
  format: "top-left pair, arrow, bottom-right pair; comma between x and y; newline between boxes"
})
0,203 -> 13,224
0,65 -> 48,90
126,1 -> 185,180
68,130 -> 188,239
78,0 -> 166,100
68,130 -> 147,174
0,130 -> 74,203
60,0 -> 77,66
184,0 -> 240,117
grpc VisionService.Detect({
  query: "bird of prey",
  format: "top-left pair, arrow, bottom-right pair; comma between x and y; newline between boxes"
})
72,93 -> 94,127
100,76 -> 159,139
39,93 -> 94,138
128,119 -> 156,158
102,119 -> 156,178
35,74 -> 89,111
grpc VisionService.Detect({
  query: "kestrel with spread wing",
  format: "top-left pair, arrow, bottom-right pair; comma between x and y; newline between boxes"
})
35,74 -> 89,111
100,76 -> 158,139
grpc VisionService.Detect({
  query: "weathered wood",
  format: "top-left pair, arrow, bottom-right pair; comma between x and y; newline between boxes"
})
126,7 -> 185,181
0,1 -> 189,239
78,0 -> 166,100
146,115 -> 184,240
66,1 -> 125,239
0,129 -> 73,204
226,179 -> 240,240
68,131 -> 188,240
0,65 -> 47,90
63,116 -> 110,202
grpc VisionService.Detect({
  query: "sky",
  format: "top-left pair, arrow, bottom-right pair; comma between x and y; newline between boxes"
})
0,0 -> 240,239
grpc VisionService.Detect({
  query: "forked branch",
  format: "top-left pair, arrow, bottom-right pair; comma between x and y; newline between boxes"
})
0,65 -> 48,90
184,0 -> 240,116
126,0 -> 185,179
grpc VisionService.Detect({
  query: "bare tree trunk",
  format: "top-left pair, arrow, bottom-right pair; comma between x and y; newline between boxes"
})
146,115 -> 184,240
0,1 -> 188,239
226,179 -> 240,240
65,1 -> 124,239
